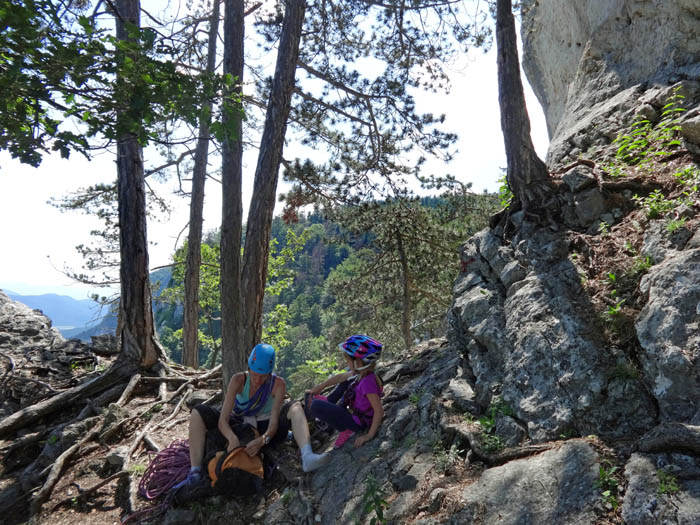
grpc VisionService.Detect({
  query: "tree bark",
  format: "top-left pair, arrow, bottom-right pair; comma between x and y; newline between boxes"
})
496,0 -> 552,217
115,0 -> 165,368
182,0 -> 221,369
220,0 -> 246,384
240,0 -> 306,367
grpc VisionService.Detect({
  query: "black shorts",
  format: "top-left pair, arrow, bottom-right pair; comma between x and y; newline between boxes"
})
193,400 -> 293,451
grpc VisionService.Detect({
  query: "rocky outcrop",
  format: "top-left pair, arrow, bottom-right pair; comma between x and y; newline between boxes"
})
0,291 -> 116,416
448,226 -> 658,442
521,0 -> 700,166
266,340 -> 614,525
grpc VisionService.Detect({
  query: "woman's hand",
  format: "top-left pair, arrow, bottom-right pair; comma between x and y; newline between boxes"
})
226,435 -> 241,452
245,436 -> 264,456
353,434 -> 371,448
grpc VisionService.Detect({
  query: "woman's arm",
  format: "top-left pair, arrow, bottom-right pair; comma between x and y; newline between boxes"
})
353,393 -> 383,448
309,370 -> 353,395
219,372 -> 245,451
245,377 -> 286,456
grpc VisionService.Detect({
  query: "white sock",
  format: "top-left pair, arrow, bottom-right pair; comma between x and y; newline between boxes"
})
301,443 -> 330,472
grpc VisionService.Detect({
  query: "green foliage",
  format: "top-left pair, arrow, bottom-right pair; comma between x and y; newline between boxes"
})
633,189 -> 675,219
356,475 -> 388,525
287,355 -> 342,399
0,2 -> 241,166
481,433 -> 504,454
433,442 -> 463,474
657,469 -> 680,496
498,171 -> 513,208
128,463 -> 147,475
594,461 -> 620,510
666,217 -> 687,233
475,397 -> 512,454
609,361 -> 640,381
613,87 -> 685,167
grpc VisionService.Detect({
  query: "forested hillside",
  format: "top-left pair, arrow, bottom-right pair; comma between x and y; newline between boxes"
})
157,193 -> 498,396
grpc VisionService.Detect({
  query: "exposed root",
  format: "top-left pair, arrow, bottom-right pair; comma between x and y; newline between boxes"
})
29,429 -> 99,516
0,364 -> 131,439
50,470 -> 128,512
637,422 -> 700,455
117,374 -> 142,407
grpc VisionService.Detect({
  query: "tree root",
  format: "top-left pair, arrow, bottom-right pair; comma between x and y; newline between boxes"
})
29,429 -> 99,516
637,422 -> 700,455
0,364 -> 131,439
50,470 -> 128,512
117,374 -> 142,407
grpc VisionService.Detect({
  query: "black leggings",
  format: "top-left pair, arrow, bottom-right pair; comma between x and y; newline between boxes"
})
193,401 -> 292,451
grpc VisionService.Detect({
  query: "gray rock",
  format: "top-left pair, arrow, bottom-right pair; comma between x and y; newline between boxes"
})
499,260 -> 527,290
635,248 -> 700,422
522,0 -> 700,165
450,441 -> 600,524
163,508 -> 196,525
106,446 -> 128,469
574,188 -> 605,227
623,453 -> 700,525
562,165 -> 597,193
681,115 -> 700,145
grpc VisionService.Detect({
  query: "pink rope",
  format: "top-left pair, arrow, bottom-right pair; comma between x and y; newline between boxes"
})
138,439 -> 190,499
122,439 -> 190,524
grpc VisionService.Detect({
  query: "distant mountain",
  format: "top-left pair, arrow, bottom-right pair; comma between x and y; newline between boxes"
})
5,292 -> 105,335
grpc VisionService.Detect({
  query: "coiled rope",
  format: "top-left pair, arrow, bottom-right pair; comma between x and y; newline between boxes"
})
121,439 -> 190,524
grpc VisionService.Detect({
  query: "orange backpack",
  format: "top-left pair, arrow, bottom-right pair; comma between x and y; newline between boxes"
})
207,446 -> 264,495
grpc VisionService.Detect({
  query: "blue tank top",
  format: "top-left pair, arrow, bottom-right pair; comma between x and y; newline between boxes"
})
235,373 -> 274,419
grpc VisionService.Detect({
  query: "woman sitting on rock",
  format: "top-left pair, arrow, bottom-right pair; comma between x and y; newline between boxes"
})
307,335 -> 384,449
175,343 -> 330,489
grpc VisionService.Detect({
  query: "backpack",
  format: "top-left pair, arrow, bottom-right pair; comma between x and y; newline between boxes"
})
207,446 -> 264,496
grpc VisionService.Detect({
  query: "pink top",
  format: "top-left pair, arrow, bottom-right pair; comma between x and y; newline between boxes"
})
351,373 -> 382,426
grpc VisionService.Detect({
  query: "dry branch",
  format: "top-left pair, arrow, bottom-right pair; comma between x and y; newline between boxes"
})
0,366 -> 129,439
117,374 -> 142,406
29,429 -> 99,516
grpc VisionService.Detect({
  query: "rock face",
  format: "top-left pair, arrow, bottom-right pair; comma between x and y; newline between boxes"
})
0,291 -> 116,416
521,0 -> 700,165
448,227 -> 658,442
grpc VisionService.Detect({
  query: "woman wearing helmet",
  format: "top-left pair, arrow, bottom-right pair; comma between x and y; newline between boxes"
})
307,335 -> 384,449
176,343 -> 330,490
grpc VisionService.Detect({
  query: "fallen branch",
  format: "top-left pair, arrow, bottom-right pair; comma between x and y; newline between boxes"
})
637,422 -> 700,455
50,470 -> 128,512
0,351 -> 16,393
117,374 -> 142,407
0,365 -> 130,439
29,429 -> 99,516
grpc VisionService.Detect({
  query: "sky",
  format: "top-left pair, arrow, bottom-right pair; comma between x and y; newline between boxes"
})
0,24 -> 549,301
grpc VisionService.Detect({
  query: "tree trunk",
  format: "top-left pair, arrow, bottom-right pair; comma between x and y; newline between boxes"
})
115,0 -> 164,368
396,229 -> 412,350
496,0 -> 551,217
182,0 -> 221,369
240,0 -> 306,365
220,0 -> 246,383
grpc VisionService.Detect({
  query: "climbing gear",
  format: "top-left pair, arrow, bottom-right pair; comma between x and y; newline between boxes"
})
248,343 -> 276,374
207,447 -> 264,496
338,335 -> 382,370
233,372 -> 277,417
138,439 -> 191,499
333,429 -> 354,448
121,439 -> 192,524
341,374 -> 384,427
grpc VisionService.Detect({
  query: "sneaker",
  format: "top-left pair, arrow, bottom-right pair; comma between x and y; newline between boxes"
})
333,430 -> 354,449
171,469 -> 204,492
